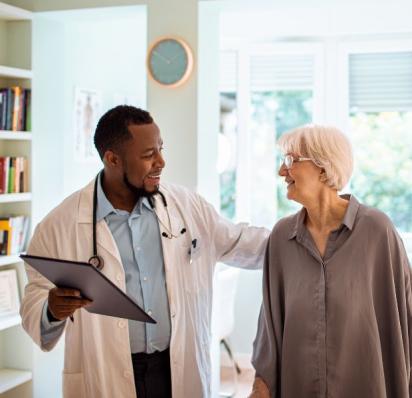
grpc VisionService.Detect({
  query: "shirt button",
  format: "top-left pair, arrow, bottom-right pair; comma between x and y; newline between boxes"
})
123,370 -> 132,378
118,320 -> 126,328
136,247 -> 141,252
143,277 -> 148,282
148,310 -> 152,316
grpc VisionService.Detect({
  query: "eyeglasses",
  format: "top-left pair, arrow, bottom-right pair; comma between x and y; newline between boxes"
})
280,154 -> 312,169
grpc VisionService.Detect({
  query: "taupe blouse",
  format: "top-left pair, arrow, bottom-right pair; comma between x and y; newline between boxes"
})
252,195 -> 412,398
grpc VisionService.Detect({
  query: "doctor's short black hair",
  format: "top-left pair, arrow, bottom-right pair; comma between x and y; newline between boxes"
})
94,105 -> 154,159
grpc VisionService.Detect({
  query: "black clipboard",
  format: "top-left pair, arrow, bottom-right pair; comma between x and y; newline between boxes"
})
21,254 -> 156,324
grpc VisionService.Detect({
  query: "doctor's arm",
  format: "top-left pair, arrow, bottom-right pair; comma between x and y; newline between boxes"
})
20,224 -> 84,351
197,194 -> 269,269
40,288 -> 92,346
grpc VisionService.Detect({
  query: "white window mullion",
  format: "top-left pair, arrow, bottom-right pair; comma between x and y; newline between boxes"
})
235,46 -> 252,223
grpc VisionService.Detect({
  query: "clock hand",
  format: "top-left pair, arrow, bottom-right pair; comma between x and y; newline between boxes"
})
153,50 -> 171,64
169,53 -> 183,63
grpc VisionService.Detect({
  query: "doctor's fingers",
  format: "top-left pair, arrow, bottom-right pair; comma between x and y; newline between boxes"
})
52,287 -> 82,297
53,297 -> 92,307
49,299 -> 92,318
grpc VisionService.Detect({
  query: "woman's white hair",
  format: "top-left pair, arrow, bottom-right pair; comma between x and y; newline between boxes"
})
277,124 -> 353,190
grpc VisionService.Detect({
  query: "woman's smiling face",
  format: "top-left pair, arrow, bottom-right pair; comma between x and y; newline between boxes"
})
278,153 -> 323,204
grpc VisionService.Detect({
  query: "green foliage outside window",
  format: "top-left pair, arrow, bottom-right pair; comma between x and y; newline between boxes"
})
350,111 -> 412,232
251,91 -> 313,219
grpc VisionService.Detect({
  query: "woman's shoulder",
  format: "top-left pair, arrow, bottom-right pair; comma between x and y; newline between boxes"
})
269,211 -> 301,240
357,202 -> 395,232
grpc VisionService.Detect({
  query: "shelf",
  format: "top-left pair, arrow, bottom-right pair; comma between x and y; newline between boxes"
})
0,193 -> 31,203
0,131 -> 31,140
0,313 -> 20,331
0,255 -> 21,267
0,2 -> 32,21
0,368 -> 32,394
0,65 -> 32,79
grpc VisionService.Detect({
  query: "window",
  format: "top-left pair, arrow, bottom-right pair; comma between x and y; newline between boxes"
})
250,53 -> 315,223
219,40 -> 412,260
219,51 -> 238,220
219,45 -> 321,227
348,51 -> 412,234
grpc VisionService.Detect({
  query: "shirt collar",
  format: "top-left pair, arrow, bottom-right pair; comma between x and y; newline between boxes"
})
288,194 -> 360,240
96,173 -> 116,221
96,173 -> 154,221
340,194 -> 360,231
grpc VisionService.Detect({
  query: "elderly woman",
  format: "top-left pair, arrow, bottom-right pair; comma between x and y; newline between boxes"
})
249,125 -> 411,398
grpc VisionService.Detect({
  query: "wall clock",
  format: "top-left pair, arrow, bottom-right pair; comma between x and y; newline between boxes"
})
147,37 -> 194,88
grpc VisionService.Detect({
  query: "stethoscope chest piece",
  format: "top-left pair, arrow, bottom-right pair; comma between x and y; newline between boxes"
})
89,255 -> 104,270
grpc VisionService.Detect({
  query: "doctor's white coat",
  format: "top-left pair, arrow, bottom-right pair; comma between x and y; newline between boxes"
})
20,180 -> 269,398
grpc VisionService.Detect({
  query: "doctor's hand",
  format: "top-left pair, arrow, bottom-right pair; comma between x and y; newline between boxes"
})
48,287 -> 92,321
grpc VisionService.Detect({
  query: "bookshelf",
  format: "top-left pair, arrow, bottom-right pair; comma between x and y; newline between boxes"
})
0,2 -> 33,398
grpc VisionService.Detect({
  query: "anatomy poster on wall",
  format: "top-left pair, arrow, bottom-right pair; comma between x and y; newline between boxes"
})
73,87 -> 101,162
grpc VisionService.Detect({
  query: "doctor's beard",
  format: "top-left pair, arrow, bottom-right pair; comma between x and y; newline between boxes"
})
123,172 -> 159,201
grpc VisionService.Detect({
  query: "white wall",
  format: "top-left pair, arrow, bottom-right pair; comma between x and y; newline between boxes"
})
221,1 -> 412,40
146,0 -> 199,191
32,6 -> 147,397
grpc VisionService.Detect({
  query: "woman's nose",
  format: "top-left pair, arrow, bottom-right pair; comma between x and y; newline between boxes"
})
278,164 -> 288,177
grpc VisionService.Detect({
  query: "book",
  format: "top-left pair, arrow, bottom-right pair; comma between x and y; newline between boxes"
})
0,87 -> 32,132
0,216 -> 30,255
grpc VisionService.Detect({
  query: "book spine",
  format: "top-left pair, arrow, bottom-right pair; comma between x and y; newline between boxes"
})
0,157 -> 5,195
8,157 -> 15,193
11,87 -> 21,131
1,89 -> 7,130
14,157 -> 20,194
0,91 -> 4,130
4,156 -> 9,194
25,90 -> 31,132
23,157 -> 28,193
6,88 -> 13,131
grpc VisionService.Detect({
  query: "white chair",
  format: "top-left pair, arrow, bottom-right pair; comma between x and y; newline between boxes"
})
212,265 -> 241,398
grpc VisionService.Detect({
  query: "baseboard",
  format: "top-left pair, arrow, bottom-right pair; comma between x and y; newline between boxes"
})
220,351 -> 254,371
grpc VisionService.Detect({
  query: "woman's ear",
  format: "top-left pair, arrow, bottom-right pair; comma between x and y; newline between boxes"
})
319,169 -> 328,183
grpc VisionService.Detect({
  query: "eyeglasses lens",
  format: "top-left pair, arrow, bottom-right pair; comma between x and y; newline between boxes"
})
285,155 -> 293,169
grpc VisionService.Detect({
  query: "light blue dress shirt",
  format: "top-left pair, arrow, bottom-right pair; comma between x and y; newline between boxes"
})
41,175 -> 171,354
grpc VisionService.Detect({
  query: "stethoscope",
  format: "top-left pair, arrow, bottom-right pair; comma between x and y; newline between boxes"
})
88,173 -> 187,270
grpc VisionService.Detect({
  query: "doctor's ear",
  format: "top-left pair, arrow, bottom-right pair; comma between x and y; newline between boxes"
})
103,150 -> 121,168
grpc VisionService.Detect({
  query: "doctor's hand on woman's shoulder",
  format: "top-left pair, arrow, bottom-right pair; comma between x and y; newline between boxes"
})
48,287 -> 93,321
248,377 -> 270,398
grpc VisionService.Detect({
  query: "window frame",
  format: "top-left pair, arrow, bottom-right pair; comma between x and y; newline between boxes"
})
220,41 -> 325,223
337,37 -> 412,252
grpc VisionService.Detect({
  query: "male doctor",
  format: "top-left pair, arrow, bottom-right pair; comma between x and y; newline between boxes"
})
20,105 -> 269,398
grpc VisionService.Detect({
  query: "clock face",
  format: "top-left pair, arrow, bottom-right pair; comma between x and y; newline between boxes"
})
148,38 -> 192,87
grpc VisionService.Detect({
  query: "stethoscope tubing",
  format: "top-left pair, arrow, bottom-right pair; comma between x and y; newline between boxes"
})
89,172 -> 190,271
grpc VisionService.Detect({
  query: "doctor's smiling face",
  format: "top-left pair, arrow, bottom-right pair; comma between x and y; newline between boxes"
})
121,122 -> 165,194
94,105 -> 166,198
